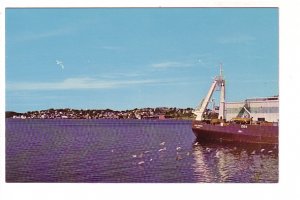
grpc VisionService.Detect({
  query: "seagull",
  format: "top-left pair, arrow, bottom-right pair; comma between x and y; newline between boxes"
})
138,161 -> 145,165
160,142 -> 165,146
176,147 -> 182,151
194,142 -> 199,146
56,60 -> 64,69
132,154 -> 137,158
260,149 -> 265,153
158,147 -> 166,152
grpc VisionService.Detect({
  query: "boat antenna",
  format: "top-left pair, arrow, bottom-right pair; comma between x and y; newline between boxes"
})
219,62 -> 223,78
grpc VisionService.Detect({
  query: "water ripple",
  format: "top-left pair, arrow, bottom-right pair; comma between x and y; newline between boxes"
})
6,119 -> 278,183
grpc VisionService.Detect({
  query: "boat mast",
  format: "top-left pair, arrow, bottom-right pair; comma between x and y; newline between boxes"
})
194,64 -> 226,121
218,63 -> 225,120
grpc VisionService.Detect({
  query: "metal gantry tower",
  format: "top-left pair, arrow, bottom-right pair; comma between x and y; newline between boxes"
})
194,64 -> 226,121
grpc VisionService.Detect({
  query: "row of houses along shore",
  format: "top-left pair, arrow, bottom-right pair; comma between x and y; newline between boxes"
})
6,107 -> 195,120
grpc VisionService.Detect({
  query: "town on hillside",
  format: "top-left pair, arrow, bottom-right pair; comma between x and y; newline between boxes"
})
6,107 -> 196,120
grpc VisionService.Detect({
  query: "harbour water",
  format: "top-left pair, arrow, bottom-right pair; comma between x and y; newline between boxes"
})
6,119 -> 278,183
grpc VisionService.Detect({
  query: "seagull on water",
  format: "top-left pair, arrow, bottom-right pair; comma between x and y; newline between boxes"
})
160,142 -> 165,146
138,161 -> 145,165
158,147 -> 166,152
176,147 -> 182,151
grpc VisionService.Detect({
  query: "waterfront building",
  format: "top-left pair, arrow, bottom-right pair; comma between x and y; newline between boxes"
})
225,96 -> 279,122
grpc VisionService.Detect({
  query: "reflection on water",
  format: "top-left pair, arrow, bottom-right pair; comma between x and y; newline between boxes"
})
6,119 -> 278,183
191,141 -> 278,183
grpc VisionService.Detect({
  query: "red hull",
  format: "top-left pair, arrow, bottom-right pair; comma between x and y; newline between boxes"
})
192,120 -> 278,145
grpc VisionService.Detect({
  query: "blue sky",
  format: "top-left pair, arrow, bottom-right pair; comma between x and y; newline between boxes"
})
6,8 -> 278,112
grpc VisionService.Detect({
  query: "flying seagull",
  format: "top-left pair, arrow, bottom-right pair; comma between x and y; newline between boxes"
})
56,60 -> 64,69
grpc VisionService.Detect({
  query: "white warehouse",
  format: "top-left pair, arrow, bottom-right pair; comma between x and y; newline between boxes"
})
225,96 -> 279,122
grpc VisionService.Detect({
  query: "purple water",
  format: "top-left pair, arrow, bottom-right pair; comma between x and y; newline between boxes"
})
6,119 -> 278,183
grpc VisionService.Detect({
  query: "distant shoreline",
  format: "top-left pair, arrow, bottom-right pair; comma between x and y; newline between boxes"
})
6,107 -> 196,120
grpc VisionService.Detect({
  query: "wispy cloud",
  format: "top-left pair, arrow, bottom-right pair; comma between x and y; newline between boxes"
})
10,18 -> 99,43
151,61 -> 193,69
217,35 -> 256,44
99,72 -> 145,79
11,27 -> 74,43
6,77 -> 177,91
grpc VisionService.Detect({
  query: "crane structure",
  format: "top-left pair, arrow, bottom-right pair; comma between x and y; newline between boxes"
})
194,65 -> 225,121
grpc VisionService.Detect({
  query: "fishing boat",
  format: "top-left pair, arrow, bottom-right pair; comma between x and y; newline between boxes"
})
192,66 -> 279,145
